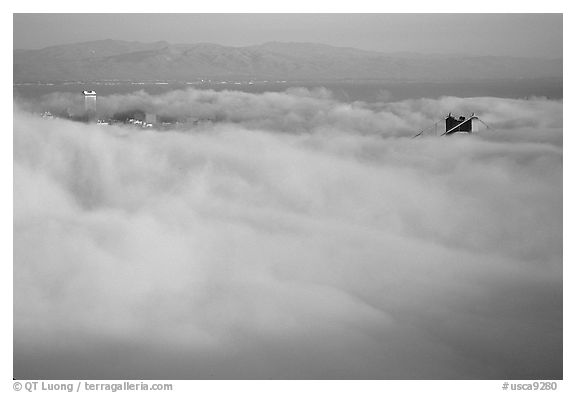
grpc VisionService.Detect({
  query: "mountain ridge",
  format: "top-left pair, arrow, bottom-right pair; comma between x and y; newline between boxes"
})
13,39 -> 563,83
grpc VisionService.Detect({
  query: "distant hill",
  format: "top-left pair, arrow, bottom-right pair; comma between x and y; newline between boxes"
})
13,39 -> 562,83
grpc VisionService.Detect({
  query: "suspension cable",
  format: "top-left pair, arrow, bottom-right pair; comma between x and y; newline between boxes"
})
476,118 -> 494,131
412,118 -> 444,138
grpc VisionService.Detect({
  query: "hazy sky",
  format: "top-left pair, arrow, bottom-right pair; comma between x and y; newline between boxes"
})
13,13 -> 562,58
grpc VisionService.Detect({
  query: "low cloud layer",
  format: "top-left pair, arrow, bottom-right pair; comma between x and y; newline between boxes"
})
14,89 -> 562,379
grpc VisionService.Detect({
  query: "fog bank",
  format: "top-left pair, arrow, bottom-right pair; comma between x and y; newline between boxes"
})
14,90 -> 562,379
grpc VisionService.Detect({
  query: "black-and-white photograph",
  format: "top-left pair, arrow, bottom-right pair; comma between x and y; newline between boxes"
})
13,12 -> 563,380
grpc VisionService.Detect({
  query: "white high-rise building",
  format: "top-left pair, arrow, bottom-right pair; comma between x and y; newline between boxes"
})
82,90 -> 97,120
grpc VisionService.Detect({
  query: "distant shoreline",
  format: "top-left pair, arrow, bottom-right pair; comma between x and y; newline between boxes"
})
13,77 -> 563,103
13,76 -> 563,86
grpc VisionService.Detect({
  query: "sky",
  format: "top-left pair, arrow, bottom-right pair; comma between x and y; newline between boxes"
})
13,13 -> 563,58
